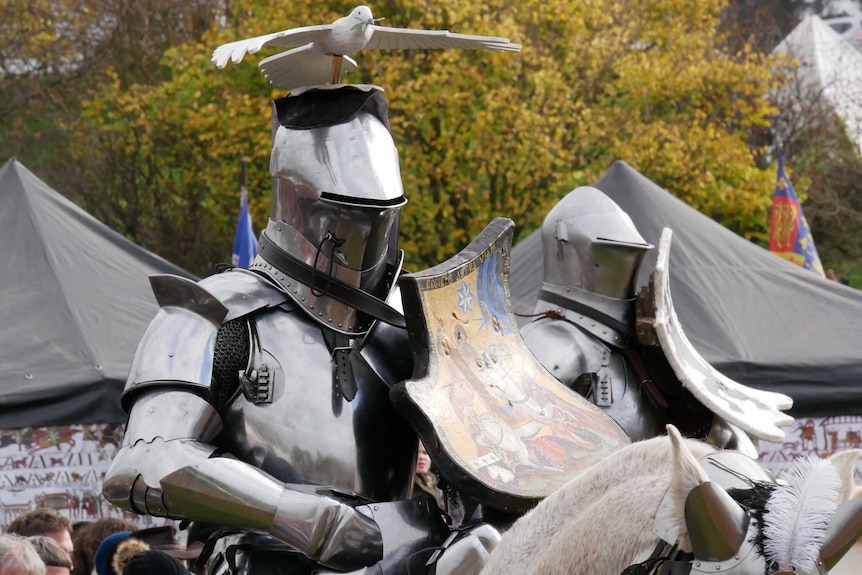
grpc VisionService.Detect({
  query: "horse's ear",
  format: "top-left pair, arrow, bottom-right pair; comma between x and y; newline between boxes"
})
667,425 -> 749,561
828,449 -> 862,502
817,449 -> 862,570
666,425 -> 711,551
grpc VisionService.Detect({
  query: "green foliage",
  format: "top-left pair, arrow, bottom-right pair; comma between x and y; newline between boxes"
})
54,0 -> 782,274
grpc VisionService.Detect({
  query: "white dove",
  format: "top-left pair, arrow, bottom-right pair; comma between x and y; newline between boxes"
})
212,5 -> 521,91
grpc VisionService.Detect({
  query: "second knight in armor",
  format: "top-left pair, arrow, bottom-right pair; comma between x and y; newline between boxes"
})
520,186 -> 749,447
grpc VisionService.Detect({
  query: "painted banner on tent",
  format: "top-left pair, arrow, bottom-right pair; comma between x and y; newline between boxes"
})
0,424 -> 166,531
758,415 -> 862,481
768,149 -> 824,276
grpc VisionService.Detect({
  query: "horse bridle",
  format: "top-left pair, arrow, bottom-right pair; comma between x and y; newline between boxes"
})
621,541 -> 693,575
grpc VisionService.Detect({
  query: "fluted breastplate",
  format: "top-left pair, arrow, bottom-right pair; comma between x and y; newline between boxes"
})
220,307 -> 416,501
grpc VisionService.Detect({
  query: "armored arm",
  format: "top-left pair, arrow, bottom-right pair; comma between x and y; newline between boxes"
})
102,274 -> 382,570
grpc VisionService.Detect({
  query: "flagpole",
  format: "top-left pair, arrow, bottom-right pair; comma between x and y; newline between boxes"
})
232,157 -> 257,268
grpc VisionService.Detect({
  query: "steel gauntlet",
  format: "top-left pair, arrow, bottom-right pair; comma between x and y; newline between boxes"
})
271,490 -> 383,570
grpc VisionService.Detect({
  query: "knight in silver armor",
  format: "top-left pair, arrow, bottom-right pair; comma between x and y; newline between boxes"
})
520,186 -> 752,449
103,84 -> 495,575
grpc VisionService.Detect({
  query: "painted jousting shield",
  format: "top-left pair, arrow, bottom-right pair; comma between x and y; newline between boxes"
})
393,218 -> 630,514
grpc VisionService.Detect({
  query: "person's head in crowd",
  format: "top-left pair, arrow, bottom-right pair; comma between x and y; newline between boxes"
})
92,532 -> 131,575
70,522 -> 91,537
122,550 -> 189,575
416,442 -> 432,476
24,537 -> 71,575
126,527 -> 201,569
0,534 -> 45,575
111,539 -> 149,575
7,510 -> 72,557
71,518 -> 135,575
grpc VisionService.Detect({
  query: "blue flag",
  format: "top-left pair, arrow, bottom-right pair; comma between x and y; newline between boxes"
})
232,188 -> 257,268
768,149 -> 824,276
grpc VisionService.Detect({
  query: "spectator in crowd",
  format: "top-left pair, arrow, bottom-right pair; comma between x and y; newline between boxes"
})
122,550 -> 189,575
93,532 -> 132,575
24,537 -> 71,575
70,522 -> 92,536
826,268 -> 850,285
111,538 -> 149,575
71,518 -> 135,575
94,532 -> 193,575
0,534 -> 45,575
6,510 -> 72,558
412,442 -> 437,499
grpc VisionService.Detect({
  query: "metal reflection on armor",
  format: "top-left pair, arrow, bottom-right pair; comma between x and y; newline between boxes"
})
539,185 -> 652,331
103,85 -> 434,574
522,186 -> 663,441
251,84 -> 405,336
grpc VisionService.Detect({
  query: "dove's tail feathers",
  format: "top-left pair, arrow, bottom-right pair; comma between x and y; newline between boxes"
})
260,44 -> 358,91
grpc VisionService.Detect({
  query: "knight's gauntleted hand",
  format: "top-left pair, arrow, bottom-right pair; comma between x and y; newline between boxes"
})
271,489 -> 383,571
155,458 -> 383,571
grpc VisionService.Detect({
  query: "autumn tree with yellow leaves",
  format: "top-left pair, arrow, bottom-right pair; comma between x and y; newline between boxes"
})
54,0 -> 780,275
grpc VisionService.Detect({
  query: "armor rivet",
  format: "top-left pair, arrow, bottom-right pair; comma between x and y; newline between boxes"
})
25,373 -> 33,380
373,505 -> 379,511
148,407 -> 154,413
591,322 -> 596,327
338,323 -> 343,327
695,563 -> 701,568
318,312 -> 323,316
579,315 -> 584,319
556,308 -> 562,314
476,360 -> 483,367
602,330 -> 607,334
715,567 -> 720,571
309,304 -> 314,309
301,297 -> 305,301
328,318 -> 332,322
168,353 -> 174,358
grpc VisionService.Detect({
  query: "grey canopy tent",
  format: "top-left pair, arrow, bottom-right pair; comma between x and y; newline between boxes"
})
0,159 -> 196,429
510,161 -> 862,418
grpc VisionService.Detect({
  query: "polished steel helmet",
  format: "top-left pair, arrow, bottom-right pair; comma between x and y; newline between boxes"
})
251,84 -> 405,335
539,186 -> 652,332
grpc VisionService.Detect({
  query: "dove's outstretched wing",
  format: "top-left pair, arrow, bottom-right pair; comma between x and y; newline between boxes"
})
260,45 -> 358,91
212,24 -> 333,68
366,26 -> 521,51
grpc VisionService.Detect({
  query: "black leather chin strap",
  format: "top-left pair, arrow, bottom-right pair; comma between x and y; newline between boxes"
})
257,232 -> 406,329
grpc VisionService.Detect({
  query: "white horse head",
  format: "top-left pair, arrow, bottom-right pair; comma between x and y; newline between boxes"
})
480,425 -> 862,575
